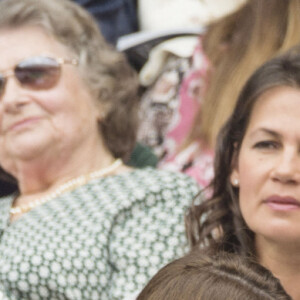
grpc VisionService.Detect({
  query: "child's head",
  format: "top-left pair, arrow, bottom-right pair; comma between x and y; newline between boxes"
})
137,251 -> 291,300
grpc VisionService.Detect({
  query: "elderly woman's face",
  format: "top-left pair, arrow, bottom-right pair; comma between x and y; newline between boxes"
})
230,86 -> 300,247
0,27 -> 102,169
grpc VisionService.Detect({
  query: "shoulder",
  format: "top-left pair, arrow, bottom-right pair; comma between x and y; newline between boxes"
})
119,167 -> 200,195
0,194 -> 14,208
127,166 -> 198,182
0,194 -> 14,228
108,169 -> 199,299
85,168 -> 200,209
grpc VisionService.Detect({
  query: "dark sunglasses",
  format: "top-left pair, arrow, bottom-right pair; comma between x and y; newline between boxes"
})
0,56 -> 78,97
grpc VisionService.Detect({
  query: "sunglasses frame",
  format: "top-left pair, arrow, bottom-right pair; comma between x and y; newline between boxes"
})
0,56 -> 78,97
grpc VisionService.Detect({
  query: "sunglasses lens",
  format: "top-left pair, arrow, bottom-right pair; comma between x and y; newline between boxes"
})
15,56 -> 61,90
0,75 -> 5,96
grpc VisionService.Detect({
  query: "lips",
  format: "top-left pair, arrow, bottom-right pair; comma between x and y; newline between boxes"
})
264,195 -> 300,211
6,116 -> 42,132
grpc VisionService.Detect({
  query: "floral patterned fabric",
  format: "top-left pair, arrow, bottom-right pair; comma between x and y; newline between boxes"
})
0,168 -> 198,300
138,38 -> 214,187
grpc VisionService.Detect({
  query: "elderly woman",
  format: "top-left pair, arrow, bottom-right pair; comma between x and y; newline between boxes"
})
0,0 -> 199,299
186,47 -> 300,300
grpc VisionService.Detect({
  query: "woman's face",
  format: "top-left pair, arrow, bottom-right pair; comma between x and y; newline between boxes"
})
231,86 -> 300,246
0,27 -> 102,170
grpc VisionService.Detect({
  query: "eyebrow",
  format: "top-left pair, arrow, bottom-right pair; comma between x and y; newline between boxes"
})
249,127 -> 282,139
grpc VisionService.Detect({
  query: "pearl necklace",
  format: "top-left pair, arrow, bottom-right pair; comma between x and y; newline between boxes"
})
10,158 -> 123,216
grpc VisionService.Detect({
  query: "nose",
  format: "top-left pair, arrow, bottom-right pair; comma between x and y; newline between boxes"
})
271,148 -> 300,184
1,75 -> 29,113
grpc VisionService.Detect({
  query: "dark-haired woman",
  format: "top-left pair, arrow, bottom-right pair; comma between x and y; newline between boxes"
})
186,47 -> 300,300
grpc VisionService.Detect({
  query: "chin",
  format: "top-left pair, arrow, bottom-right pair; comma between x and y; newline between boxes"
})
256,226 -> 300,247
6,139 -> 51,161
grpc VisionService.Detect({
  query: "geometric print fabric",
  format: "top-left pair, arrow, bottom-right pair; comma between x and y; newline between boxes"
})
0,168 -> 199,299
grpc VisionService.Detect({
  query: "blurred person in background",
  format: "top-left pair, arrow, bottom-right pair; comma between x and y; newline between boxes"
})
138,0 -> 300,187
73,0 -> 138,45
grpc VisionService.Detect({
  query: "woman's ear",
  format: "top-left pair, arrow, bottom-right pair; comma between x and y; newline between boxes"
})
230,145 -> 240,187
230,171 -> 239,187
96,110 -> 105,122
95,102 -> 111,123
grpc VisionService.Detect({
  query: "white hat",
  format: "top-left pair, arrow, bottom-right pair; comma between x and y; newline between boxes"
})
138,0 -> 247,32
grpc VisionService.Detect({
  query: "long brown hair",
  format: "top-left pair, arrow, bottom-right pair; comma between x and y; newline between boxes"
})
186,46 -> 300,256
186,0 -> 300,148
137,250 -> 291,300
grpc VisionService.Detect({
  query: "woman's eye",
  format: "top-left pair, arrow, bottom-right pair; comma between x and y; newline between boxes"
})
253,140 -> 280,149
